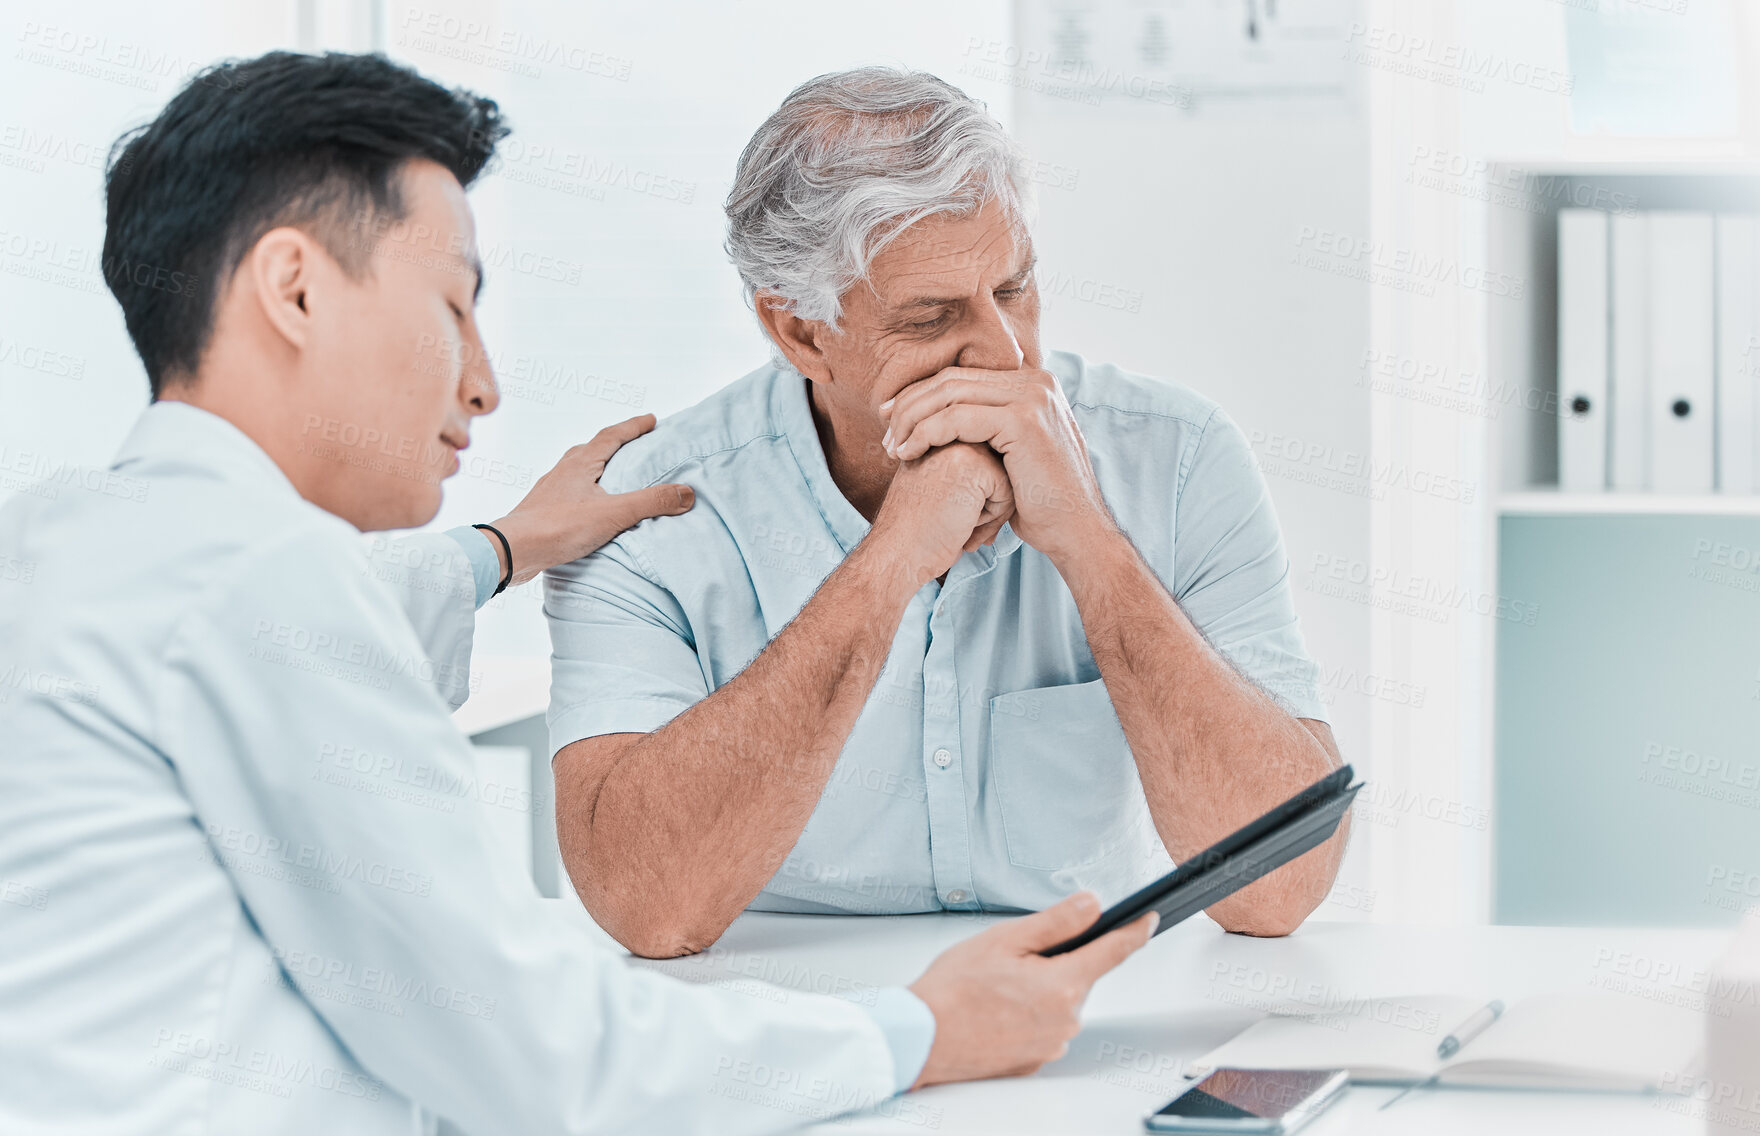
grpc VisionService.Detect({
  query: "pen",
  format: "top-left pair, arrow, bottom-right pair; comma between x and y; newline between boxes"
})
1380,999 -> 1507,1112
1437,999 -> 1504,1060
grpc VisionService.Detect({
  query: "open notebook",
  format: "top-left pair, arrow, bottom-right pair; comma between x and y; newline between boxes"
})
1191,991 -> 1704,1091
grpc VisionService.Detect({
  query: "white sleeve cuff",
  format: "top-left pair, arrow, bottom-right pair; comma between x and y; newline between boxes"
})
445,525 -> 503,609
857,986 -> 937,1093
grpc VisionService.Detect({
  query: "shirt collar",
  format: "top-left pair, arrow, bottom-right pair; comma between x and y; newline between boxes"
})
769,367 -> 1022,567
112,400 -> 302,501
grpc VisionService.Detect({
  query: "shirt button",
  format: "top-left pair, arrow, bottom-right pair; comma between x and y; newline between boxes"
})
932,748 -> 952,768
946,889 -> 968,904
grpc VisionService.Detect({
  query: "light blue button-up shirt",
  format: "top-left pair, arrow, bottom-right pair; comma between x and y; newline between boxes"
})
546,351 -> 1328,917
0,401 -> 931,1135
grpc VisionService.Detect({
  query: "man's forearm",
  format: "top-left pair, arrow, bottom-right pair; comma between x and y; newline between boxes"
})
555,536 -> 921,956
1054,529 -> 1347,936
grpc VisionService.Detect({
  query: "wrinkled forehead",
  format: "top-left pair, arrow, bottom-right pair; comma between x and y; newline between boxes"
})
862,196 -> 1033,306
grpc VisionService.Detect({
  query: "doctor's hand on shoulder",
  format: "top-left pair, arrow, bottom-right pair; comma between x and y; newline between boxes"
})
479,414 -> 695,586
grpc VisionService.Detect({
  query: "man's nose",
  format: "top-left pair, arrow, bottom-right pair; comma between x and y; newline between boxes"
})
955,297 -> 1024,372
460,327 -> 500,417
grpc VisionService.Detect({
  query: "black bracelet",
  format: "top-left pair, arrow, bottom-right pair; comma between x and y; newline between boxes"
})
472,523 -> 515,597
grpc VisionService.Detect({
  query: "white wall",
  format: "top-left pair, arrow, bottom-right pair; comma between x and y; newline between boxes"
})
391,0 -> 1015,656
399,0 -> 1391,921
25,1 -> 1689,926
1007,1 -> 1377,919
0,1 -> 295,481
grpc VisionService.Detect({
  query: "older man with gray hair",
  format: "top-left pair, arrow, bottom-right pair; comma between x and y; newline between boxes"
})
547,67 -> 1347,960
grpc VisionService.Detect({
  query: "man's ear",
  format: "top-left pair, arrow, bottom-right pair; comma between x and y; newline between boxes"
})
753,291 -> 834,383
241,226 -> 322,354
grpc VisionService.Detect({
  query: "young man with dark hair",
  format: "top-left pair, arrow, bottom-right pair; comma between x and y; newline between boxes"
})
0,51 -> 1149,1134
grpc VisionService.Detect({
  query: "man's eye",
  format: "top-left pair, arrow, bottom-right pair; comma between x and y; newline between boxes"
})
997,286 -> 1026,299
909,314 -> 948,331
449,303 -> 466,321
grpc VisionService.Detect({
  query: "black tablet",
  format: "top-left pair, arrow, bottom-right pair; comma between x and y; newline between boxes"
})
1039,765 -> 1361,956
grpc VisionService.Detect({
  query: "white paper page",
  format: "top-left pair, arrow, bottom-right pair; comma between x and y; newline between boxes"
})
1190,995 -> 1482,1082
1445,991 -> 1703,1090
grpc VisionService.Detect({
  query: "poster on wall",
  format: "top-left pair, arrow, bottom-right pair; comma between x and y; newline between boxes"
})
984,0 -> 1358,118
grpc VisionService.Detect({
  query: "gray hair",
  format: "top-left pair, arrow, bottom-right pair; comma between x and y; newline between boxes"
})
724,67 -> 1029,330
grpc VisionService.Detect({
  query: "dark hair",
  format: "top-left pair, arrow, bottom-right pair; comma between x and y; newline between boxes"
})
102,51 -> 508,397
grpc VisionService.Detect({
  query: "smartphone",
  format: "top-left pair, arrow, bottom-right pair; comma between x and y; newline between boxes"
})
1144,1068 -> 1348,1133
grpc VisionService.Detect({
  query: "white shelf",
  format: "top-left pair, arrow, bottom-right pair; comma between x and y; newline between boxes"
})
1498,491 -> 1760,516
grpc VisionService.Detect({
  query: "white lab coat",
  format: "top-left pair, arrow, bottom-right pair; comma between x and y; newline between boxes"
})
0,402 -> 906,1135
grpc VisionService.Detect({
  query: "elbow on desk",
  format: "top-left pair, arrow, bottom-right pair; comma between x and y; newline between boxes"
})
1209,881 -> 1328,938
613,923 -> 721,960
1215,908 -> 1307,938
572,881 -> 733,959
1213,804 -> 1353,937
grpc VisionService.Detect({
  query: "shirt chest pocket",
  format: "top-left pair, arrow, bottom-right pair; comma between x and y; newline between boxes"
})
988,677 -> 1151,873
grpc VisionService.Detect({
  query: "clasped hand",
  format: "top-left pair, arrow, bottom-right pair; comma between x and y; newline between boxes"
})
874,366 -> 1115,580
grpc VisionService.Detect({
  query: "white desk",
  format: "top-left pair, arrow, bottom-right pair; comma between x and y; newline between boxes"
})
629,911 -> 1727,1135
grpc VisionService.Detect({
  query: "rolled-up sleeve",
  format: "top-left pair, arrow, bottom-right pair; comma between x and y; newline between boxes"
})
544,537 -> 710,758
1171,408 -> 1328,723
